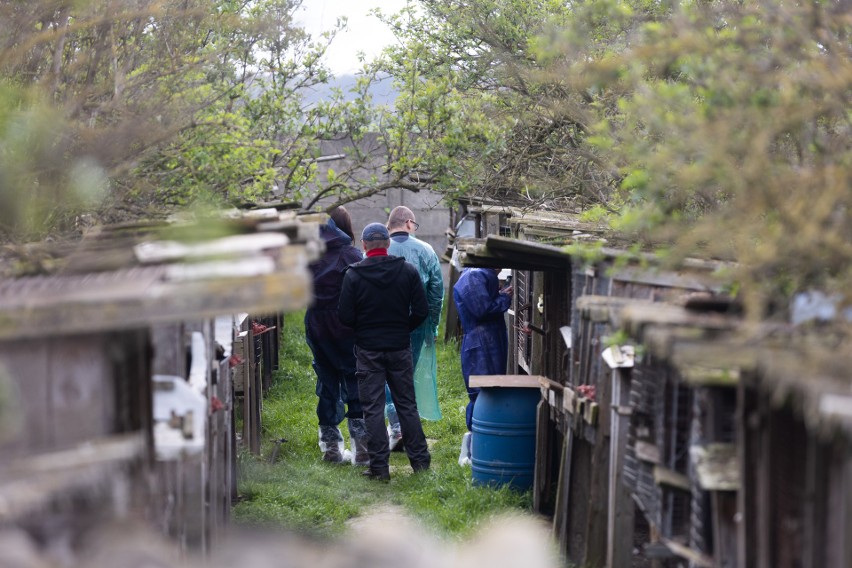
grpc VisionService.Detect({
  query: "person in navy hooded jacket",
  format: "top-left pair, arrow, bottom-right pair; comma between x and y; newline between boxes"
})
305,207 -> 369,465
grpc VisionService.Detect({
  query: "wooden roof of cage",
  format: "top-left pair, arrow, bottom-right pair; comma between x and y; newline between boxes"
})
0,209 -> 323,340
455,234 -> 732,293
451,203 -> 732,276
582,295 -> 852,437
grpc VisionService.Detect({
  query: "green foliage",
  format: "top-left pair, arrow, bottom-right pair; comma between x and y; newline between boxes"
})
0,83 -> 108,239
376,0 -> 851,317
0,0 -> 374,236
233,310 -> 535,540
4,0 -> 848,318
575,0 -> 852,314
580,204 -> 610,223
134,0 -> 345,208
562,239 -> 607,266
603,330 -> 631,348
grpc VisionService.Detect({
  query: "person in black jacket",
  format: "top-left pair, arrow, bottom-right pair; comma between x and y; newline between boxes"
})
338,222 -> 431,481
305,207 -> 369,465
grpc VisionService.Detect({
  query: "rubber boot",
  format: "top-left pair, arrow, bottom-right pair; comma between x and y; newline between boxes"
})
347,418 -> 370,466
458,432 -> 472,466
387,423 -> 404,452
385,386 -> 404,452
319,425 -> 344,463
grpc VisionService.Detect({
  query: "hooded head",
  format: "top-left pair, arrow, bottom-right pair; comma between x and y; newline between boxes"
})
329,206 -> 354,242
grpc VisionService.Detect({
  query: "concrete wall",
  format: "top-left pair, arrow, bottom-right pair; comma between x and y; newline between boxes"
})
302,137 -> 451,287
341,187 -> 449,262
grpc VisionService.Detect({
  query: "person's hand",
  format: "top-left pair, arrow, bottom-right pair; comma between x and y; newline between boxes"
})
501,285 -> 513,298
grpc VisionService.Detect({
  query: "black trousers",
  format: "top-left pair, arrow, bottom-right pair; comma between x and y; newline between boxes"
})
355,346 -> 431,473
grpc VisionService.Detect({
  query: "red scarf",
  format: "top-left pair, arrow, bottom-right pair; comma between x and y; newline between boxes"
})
366,248 -> 388,258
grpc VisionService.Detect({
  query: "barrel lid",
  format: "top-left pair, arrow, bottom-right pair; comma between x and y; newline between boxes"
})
469,375 -> 544,388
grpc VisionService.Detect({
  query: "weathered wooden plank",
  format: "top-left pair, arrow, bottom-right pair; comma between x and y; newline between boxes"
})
640,325 -> 708,360
690,443 -> 739,491
635,440 -> 661,464
484,234 -> 571,260
0,268 -> 311,341
151,323 -> 184,377
576,295 -> 655,323
610,265 -> 727,292
507,209 -> 606,233
583,371 -> 611,566
460,236 -> 573,270
469,375 -> 545,388
563,386 -> 576,416
1,432 -> 144,476
539,376 -> 564,392
47,335 -> 114,448
661,537 -> 715,568
670,339 -> 757,375
712,491 -> 739,568
582,400 -> 599,425
680,364 -> 741,386
618,303 -> 739,338
0,340 -> 50,455
653,465 -> 691,491
134,233 -> 289,263
0,433 -> 145,522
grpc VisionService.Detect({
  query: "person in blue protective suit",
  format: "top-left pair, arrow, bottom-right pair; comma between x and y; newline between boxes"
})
305,207 -> 369,465
453,267 -> 512,463
384,206 -> 444,450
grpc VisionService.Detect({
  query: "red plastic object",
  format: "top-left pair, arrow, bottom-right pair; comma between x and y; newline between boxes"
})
577,384 -> 596,401
210,395 -> 225,412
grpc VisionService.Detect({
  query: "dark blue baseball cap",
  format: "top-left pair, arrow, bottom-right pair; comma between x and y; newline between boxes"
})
361,222 -> 390,241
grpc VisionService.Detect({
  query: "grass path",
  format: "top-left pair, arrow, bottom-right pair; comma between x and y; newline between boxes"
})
232,310 -> 536,540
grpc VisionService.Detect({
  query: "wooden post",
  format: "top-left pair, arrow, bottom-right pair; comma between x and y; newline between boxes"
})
757,395 -> 772,568
246,326 -> 261,455
844,451 -> 852,568
738,380 -> 758,568
582,341 -> 613,567
553,427 -> 574,560
534,397 -> 550,513
607,367 -> 635,568
534,377 -> 564,516
236,314 -> 261,456
444,262 -> 462,343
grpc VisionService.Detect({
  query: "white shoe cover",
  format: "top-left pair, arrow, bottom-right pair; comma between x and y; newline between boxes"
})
458,432 -> 472,466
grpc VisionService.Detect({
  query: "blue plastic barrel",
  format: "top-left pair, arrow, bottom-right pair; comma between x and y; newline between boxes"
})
471,386 -> 539,490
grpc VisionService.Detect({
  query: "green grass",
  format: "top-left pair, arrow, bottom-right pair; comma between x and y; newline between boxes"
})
233,310 -> 535,540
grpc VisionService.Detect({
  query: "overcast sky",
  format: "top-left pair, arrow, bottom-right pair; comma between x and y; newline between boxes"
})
296,0 -> 408,75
